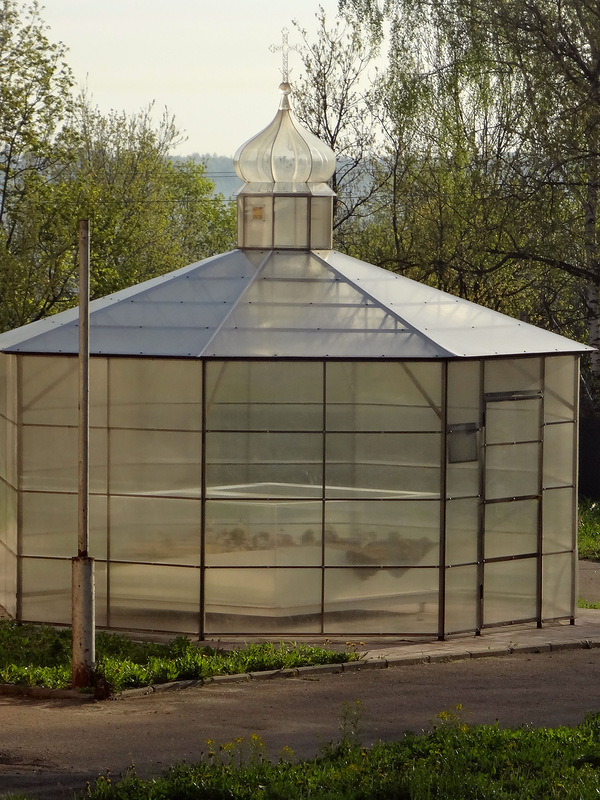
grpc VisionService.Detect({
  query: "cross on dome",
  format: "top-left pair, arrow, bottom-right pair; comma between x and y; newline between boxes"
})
269,27 -> 301,83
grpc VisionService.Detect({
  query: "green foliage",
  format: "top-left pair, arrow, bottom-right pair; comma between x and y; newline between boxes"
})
337,0 -> 600,405
578,499 -> 600,560
82,712 -> 600,799
0,620 -> 357,692
578,598 -> 600,610
0,2 -> 236,332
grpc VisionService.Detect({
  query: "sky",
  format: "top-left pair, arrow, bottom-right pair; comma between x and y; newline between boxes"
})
42,0 -> 344,157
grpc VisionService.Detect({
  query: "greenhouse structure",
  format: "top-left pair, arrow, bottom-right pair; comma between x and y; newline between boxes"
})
0,82 -> 591,639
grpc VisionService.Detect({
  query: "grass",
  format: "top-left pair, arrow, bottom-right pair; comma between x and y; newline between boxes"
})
78,708 -> 600,799
0,620 -> 359,693
578,498 -> 600,560
578,598 -> 600,609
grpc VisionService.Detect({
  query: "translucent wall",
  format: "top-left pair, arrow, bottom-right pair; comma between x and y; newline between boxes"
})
541,355 -> 578,620
0,354 -> 17,617
12,352 -> 578,636
205,359 -> 442,634
18,355 -> 203,633
444,360 -> 481,633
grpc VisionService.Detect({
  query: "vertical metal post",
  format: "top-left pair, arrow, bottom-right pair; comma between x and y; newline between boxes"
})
72,219 -> 95,688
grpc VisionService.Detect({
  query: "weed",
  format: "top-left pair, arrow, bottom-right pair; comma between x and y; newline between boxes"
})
81,713 -> 600,799
0,621 -> 359,693
578,598 -> 600,609
338,699 -> 362,748
579,498 -> 600,560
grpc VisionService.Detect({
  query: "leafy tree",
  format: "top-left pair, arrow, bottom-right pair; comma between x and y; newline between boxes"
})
340,0 -> 600,408
292,7 -> 385,248
58,100 -> 236,301
0,0 -> 75,328
0,1 -> 236,331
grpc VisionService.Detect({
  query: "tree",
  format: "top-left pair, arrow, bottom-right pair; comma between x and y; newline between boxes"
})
0,0 -> 75,328
292,7 -> 385,248
0,2 -> 236,330
340,0 -> 600,409
58,99 -> 236,301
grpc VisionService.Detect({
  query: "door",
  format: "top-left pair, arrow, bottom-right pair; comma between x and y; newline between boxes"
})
480,391 -> 542,629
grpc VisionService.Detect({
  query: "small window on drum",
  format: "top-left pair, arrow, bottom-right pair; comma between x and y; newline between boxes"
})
448,422 -> 479,463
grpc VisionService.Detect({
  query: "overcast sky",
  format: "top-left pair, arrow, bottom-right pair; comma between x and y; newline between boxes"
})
42,0 -> 343,157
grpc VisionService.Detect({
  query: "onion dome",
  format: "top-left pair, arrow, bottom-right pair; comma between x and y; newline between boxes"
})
234,82 -> 336,185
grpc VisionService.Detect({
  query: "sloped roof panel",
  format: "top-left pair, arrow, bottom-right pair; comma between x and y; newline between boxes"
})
205,251 -> 451,358
322,251 -> 591,357
0,250 -> 260,356
0,247 -> 590,358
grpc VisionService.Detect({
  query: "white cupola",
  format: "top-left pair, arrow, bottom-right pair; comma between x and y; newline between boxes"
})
233,82 -> 336,250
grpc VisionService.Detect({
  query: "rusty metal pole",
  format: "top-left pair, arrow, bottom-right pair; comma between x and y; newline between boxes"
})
72,219 -> 95,688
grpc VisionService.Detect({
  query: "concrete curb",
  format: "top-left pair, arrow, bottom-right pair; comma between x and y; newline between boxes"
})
3,635 -> 600,702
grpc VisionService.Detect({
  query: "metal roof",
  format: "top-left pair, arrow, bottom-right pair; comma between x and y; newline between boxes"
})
0,248 -> 590,358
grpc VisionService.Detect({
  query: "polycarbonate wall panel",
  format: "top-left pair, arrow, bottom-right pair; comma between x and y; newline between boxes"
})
21,355 -> 107,427
21,427 -> 107,493
109,359 -> 202,430
484,499 -> 539,560
324,567 -> 438,634
20,555 -> 107,627
447,360 -> 480,425
544,356 -> 577,424
445,497 -> 479,565
110,496 -> 201,565
205,500 -> 322,566
485,443 -> 539,500
543,487 -> 576,553
326,433 -> 441,497
486,400 -> 541,444
241,196 -> 273,248
206,432 -> 323,497
94,561 -> 108,628
109,563 -> 200,633
273,196 -> 308,247
109,428 -> 201,497
542,552 -> 573,619
446,458 -> 479,498
326,362 -> 442,432
0,542 -> 17,617
543,422 -> 576,489
310,196 -> 332,249
205,361 -> 322,431
483,557 -> 537,625
0,353 -> 6,422
1,418 -> 17,491
484,357 -> 542,393
21,557 -> 72,624
22,492 -> 107,559
204,568 -> 322,633
0,478 -> 17,616
324,500 -> 439,567
444,565 -> 478,632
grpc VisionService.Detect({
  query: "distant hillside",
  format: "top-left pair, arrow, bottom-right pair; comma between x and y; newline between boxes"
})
174,153 -> 239,199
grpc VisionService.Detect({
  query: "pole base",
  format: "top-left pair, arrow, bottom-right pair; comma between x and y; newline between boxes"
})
72,556 -> 95,688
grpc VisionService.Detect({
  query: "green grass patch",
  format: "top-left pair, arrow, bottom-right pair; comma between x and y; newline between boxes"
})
579,498 -> 600,560
81,711 -> 600,799
0,620 -> 359,693
578,598 -> 600,610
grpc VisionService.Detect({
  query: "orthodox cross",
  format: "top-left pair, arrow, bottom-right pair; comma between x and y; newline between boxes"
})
269,27 -> 301,82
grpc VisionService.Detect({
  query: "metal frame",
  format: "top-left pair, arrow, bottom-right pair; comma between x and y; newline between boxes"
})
7,351 -> 580,639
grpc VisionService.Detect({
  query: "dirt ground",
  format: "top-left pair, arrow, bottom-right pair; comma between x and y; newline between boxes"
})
2,648 -> 600,800
0,560 -> 599,800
